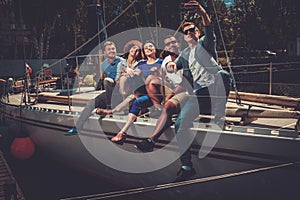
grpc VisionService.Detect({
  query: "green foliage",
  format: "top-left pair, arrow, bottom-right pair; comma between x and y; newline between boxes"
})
12,0 -> 299,59
13,0 -> 86,58
229,0 -> 299,51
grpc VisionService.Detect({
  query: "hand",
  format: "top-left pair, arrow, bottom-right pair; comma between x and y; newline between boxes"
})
115,78 -> 120,86
184,1 -> 206,15
150,66 -> 158,72
165,92 -> 174,102
166,62 -> 177,73
126,68 -> 135,77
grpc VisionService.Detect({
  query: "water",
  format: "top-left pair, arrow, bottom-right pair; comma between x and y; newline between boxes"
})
4,150 -> 113,199
4,147 -> 300,200
0,124 -> 140,200
0,125 -> 155,200
1,124 -> 300,200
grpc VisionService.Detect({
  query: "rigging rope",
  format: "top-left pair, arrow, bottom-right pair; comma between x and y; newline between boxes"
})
141,0 -> 154,41
154,0 -> 158,45
34,0 -> 137,76
33,0 -> 137,105
173,18 -> 187,37
211,0 -> 241,105
102,0 -> 107,31
133,2 -> 143,42
33,0 -> 136,104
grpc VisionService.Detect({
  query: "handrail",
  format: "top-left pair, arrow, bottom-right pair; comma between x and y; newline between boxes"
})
228,61 -> 300,69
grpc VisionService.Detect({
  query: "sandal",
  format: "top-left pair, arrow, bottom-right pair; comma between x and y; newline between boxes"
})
96,108 -> 113,115
111,131 -> 127,145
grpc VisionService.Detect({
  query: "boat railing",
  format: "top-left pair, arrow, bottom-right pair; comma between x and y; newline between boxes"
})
3,57 -> 298,132
33,53 -> 105,108
3,54 -> 298,125
228,61 -> 300,97
32,57 -> 300,97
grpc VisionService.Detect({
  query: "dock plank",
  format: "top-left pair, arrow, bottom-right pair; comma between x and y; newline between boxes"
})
0,151 -> 26,200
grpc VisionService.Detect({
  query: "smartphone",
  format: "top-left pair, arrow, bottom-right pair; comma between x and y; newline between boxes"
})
180,2 -> 198,12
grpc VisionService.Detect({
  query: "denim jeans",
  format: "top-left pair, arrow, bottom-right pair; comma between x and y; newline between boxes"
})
75,93 -> 107,130
175,70 -> 231,167
212,70 -> 231,120
103,77 -> 116,108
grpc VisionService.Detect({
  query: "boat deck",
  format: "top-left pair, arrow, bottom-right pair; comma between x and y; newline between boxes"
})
2,89 -> 300,199
5,88 -> 300,135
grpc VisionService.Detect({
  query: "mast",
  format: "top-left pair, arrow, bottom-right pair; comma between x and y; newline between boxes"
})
86,0 -> 107,54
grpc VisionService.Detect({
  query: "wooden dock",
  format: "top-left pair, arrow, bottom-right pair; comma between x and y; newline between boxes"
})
0,150 -> 25,200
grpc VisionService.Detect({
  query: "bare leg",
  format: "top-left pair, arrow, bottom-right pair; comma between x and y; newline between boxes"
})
96,94 -> 135,115
111,113 -> 137,144
146,92 -> 189,142
119,76 -> 130,100
145,75 -> 162,109
149,101 -> 178,142
120,113 -> 137,133
114,94 -> 134,112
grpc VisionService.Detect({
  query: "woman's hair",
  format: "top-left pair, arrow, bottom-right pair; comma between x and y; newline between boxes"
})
121,43 -> 142,61
142,40 -> 162,59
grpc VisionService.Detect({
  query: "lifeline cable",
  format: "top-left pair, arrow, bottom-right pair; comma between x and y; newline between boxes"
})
61,162 -> 298,200
211,0 -> 241,105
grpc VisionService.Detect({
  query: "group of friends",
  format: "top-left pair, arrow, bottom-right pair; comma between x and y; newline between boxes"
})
67,1 -> 231,182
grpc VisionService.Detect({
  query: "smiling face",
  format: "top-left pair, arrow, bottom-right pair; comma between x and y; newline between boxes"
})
104,43 -> 117,60
164,36 -> 180,54
129,45 -> 141,58
143,42 -> 156,58
182,23 -> 200,44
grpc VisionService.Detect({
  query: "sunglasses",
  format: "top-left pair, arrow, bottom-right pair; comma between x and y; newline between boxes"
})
165,40 -> 177,47
183,27 -> 196,35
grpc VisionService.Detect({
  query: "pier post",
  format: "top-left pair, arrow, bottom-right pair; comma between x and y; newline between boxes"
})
269,62 -> 272,95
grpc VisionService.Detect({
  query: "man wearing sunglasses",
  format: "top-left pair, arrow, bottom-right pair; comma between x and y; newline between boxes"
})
166,1 -> 231,182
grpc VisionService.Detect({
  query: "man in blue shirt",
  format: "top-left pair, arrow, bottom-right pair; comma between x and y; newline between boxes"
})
100,41 -> 124,109
66,41 -> 124,135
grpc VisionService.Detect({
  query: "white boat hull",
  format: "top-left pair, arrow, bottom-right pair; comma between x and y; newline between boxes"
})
1,102 -> 300,199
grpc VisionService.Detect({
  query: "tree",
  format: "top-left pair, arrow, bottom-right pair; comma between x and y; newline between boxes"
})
228,0 -> 299,52
16,0 -> 84,59
256,0 -> 298,49
13,0 -> 299,60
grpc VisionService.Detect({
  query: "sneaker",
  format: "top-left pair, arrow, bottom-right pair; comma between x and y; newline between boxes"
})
135,138 -> 155,152
199,117 -> 211,123
64,127 -> 78,136
174,167 -> 196,182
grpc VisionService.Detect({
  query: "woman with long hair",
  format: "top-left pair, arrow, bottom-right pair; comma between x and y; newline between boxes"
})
97,40 -> 163,144
118,41 -> 143,100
